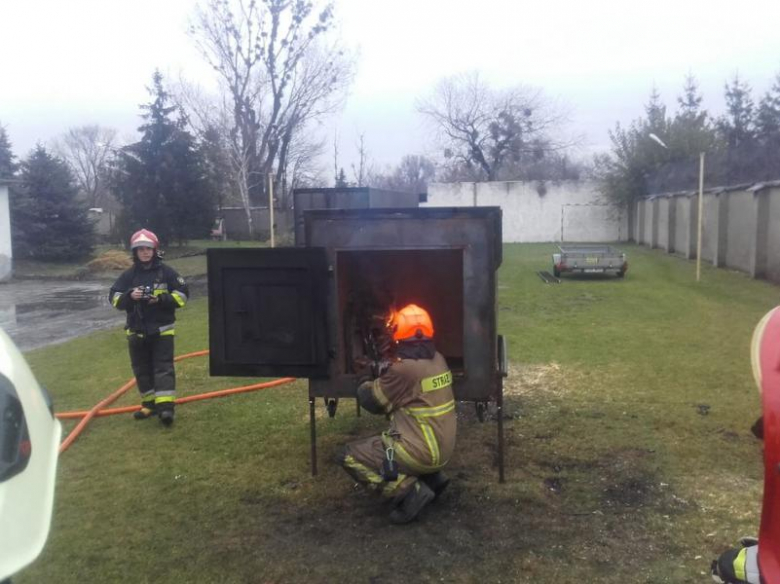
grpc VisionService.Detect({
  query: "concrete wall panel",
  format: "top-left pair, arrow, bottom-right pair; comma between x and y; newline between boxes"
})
643,199 -> 653,246
725,190 -> 753,271
657,198 -> 670,250
701,194 -> 719,263
674,196 -> 690,256
764,188 -> 780,282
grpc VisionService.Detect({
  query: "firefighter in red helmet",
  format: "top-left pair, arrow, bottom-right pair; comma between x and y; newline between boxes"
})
338,303 -> 457,524
109,229 -> 189,426
711,306 -> 780,584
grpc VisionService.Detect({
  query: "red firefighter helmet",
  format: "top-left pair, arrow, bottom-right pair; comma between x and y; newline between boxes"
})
390,304 -> 434,342
130,229 -> 159,251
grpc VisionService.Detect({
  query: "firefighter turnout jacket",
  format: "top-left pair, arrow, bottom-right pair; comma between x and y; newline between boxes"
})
109,256 -> 189,336
712,540 -> 762,584
359,351 -> 456,474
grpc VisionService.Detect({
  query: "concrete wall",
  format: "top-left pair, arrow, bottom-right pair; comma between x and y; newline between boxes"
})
701,194 -> 719,263
673,196 -> 690,257
725,190 -> 753,271
633,183 -> 780,283
642,199 -> 653,246
657,198 -> 670,251
766,191 -> 780,282
0,185 -> 11,282
425,180 -> 628,242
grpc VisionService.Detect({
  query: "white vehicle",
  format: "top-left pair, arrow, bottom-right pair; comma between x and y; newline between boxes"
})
0,327 -> 61,582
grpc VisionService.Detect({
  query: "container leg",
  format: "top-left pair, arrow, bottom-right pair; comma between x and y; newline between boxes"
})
496,334 -> 508,483
497,383 -> 505,483
309,396 -> 318,476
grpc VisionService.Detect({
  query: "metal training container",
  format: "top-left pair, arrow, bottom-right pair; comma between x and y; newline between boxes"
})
208,205 -> 508,479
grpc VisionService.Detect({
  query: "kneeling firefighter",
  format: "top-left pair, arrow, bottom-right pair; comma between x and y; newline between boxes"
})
109,229 -> 189,426
338,303 -> 456,524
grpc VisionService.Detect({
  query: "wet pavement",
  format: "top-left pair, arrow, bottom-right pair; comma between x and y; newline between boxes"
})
0,279 -> 125,351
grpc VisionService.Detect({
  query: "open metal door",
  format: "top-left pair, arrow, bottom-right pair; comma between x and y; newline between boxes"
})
207,248 -> 330,379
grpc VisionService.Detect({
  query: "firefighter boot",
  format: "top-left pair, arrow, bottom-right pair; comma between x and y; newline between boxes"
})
158,404 -> 175,427
133,400 -> 157,420
389,481 -> 435,525
421,471 -> 451,501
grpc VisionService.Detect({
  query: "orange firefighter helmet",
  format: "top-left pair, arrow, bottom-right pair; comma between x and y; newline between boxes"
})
391,304 -> 434,342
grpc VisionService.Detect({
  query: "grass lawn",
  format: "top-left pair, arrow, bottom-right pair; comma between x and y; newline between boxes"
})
15,243 -> 776,583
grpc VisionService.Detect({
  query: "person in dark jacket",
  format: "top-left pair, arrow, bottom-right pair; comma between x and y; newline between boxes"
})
109,229 -> 188,426
338,303 -> 456,524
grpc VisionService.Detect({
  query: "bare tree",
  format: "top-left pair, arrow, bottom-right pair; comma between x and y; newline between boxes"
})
371,154 -> 436,194
332,130 -> 340,185
53,125 -> 117,208
351,132 -> 370,187
417,72 -> 575,181
189,0 -> 354,214
172,81 -> 257,234
285,131 -> 327,193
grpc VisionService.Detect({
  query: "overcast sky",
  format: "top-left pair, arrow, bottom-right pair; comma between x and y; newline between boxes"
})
2,0 -> 780,176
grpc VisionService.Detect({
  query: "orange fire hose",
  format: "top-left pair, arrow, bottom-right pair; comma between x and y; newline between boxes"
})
56,349 -> 296,453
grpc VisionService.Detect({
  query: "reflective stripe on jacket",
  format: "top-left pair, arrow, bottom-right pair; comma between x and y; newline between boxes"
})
368,351 -> 456,473
109,257 -> 188,336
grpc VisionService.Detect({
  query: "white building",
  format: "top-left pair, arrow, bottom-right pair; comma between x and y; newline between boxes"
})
0,182 -> 12,281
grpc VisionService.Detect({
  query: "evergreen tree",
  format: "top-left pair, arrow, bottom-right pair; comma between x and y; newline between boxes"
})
665,75 -> 720,185
335,167 -> 349,187
596,72 -> 780,204
676,74 -> 704,121
595,81 -> 721,206
644,86 -> 669,136
199,125 -> 233,211
113,71 -> 215,244
718,74 -> 755,149
755,72 -> 780,145
11,145 -> 95,260
753,72 -> 780,181
0,123 -> 17,179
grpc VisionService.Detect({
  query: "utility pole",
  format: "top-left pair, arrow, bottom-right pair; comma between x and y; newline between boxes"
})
696,153 -> 704,282
268,174 -> 275,248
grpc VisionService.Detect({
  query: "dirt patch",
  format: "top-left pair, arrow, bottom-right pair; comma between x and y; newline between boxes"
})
503,362 -> 568,399
201,408 -> 698,584
208,457 -> 690,583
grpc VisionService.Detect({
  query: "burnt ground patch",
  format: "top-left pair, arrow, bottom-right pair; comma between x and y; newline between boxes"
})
201,408 -> 699,584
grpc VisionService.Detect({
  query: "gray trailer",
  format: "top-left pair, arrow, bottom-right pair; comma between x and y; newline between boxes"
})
552,244 -> 628,278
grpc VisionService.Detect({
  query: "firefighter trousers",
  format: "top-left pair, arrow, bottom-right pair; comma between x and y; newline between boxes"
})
128,333 -> 175,411
338,434 -> 418,500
